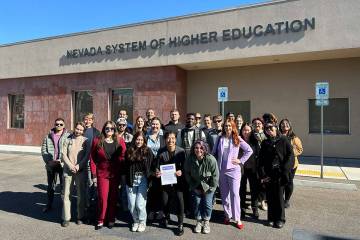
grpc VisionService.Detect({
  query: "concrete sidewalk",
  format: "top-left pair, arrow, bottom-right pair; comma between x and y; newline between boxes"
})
297,156 -> 360,181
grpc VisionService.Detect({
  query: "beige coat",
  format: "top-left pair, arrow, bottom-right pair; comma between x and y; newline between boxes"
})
291,136 -> 303,169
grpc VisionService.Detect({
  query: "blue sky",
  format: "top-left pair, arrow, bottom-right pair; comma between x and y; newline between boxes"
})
0,0 -> 267,45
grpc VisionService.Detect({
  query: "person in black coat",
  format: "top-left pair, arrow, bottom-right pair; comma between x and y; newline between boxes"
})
258,122 -> 294,229
153,131 -> 186,236
239,123 -> 260,219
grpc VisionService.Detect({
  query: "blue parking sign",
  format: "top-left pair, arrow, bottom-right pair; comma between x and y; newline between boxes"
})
218,87 -> 228,102
315,82 -> 329,100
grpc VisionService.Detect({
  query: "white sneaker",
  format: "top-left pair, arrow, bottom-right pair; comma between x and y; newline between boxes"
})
137,222 -> 146,232
131,223 -> 139,232
202,220 -> 210,234
260,200 -> 268,211
194,220 -> 202,233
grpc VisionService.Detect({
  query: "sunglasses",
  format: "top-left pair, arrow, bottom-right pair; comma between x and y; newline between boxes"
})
118,124 -> 126,127
55,123 -> 64,127
195,117 -> 202,119
105,127 -> 115,131
265,125 -> 275,130
214,120 -> 222,123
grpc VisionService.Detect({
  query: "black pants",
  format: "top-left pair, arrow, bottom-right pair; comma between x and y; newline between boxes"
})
161,186 -> 184,224
266,178 -> 285,223
147,180 -> 161,214
284,167 -> 297,201
240,168 -> 258,209
46,164 -> 63,207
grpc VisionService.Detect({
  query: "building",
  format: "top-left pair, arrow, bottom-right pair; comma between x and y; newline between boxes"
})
0,0 -> 359,158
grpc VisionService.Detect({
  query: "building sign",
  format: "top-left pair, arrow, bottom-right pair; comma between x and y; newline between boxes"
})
66,17 -> 315,59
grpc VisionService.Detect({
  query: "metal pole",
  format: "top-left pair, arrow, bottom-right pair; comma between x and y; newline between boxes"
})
320,103 -> 324,179
222,101 -> 224,120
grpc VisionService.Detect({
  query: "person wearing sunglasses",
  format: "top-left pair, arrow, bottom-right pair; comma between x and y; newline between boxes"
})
116,117 -> 133,148
61,122 -> 89,227
258,122 -> 294,229
90,121 -> 126,230
207,115 -> 223,153
41,118 -> 71,213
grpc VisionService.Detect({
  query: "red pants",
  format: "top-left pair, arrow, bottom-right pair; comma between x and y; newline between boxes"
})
97,177 -> 120,224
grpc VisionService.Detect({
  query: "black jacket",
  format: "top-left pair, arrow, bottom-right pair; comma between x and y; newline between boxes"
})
241,135 -> 260,173
124,148 -> 154,187
258,135 -> 294,185
152,146 -> 186,190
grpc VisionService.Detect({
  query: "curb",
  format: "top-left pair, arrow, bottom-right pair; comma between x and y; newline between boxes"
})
294,179 -> 357,191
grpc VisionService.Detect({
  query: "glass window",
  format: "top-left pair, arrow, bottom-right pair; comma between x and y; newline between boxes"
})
309,98 -> 349,134
219,100 -> 251,122
74,91 -> 93,124
8,94 -> 25,129
111,89 -> 133,123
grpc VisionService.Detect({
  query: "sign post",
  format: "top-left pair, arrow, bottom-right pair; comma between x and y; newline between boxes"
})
315,82 -> 329,179
218,87 -> 228,120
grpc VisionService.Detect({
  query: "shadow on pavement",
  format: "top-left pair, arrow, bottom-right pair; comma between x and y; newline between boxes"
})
0,191 -> 61,224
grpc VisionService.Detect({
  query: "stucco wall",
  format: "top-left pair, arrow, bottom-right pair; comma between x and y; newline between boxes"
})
187,57 -> 360,158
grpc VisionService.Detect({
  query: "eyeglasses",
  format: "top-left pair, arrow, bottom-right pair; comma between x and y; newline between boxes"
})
118,124 -> 126,127
265,126 -> 275,131
55,123 -> 64,127
105,127 -> 115,131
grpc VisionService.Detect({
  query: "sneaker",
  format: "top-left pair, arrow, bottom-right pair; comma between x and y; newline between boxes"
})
202,220 -> 211,234
137,222 -> 146,232
131,223 -> 139,232
194,220 -> 202,233
284,200 -> 290,208
176,224 -> 184,236
61,221 -> 69,227
260,200 -> 268,211
274,220 -> 284,229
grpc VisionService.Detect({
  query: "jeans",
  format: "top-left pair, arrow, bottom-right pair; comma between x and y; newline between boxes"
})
192,190 -> 215,221
127,175 -> 148,223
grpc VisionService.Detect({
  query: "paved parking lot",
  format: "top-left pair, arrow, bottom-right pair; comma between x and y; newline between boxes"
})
0,152 -> 359,240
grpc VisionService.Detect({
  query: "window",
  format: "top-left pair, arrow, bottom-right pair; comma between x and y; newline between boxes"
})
73,91 -> 93,124
8,94 -> 25,128
219,100 -> 251,122
111,89 -> 133,123
309,98 -> 349,134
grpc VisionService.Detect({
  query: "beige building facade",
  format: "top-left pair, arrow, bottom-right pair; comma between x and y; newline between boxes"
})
0,0 -> 359,157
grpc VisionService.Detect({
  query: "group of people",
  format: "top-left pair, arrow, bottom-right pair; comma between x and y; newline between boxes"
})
40,108 -> 303,236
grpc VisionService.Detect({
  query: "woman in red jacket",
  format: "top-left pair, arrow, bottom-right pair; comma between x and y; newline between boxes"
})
90,121 -> 126,229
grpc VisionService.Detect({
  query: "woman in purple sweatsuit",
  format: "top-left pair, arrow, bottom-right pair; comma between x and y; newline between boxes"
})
212,119 -> 253,229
